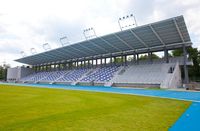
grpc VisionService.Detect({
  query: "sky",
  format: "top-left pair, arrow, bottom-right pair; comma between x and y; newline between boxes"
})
0,0 -> 200,67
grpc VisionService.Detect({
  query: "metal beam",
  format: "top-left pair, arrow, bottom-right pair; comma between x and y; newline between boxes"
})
77,43 -> 98,56
68,45 -> 90,56
87,39 -> 109,54
98,36 -> 122,52
149,24 -> 165,46
113,33 -> 135,50
173,18 -> 185,42
61,48 -> 82,58
129,29 -> 149,48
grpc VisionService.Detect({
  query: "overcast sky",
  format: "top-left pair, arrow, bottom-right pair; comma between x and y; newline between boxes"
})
0,0 -> 200,67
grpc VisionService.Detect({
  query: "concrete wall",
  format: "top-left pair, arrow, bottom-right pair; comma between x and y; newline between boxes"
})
7,67 -> 19,82
7,66 -> 34,82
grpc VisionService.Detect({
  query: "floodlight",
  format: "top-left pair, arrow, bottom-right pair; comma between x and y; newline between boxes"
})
20,51 -> 26,57
30,48 -> 37,54
118,13 -> 138,31
60,36 -> 70,46
83,27 -> 97,40
43,43 -> 51,51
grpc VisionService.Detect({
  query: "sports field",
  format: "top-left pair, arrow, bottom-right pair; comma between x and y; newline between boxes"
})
0,85 -> 190,131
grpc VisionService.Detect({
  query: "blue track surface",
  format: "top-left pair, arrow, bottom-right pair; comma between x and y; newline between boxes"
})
1,83 -> 200,130
2,83 -> 200,102
169,102 -> 200,131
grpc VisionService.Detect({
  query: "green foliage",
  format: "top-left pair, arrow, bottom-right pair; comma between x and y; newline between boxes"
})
172,49 -> 183,57
139,53 -> 160,60
0,64 -> 10,80
0,85 -> 190,130
113,57 -> 123,63
172,47 -> 200,81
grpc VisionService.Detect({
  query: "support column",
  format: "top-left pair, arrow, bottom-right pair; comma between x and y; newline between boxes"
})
164,48 -> 169,63
133,54 -> 136,64
92,59 -> 94,68
110,55 -> 112,66
53,64 -> 55,71
58,63 -> 61,70
148,50 -> 151,64
121,55 -> 123,65
100,57 -> 102,66
64,63 -> 67,70
124,55 -> 127,65
183,45 -> 189,84
35,66 -> 37,72
66,63 -> 69,70
76,61 -> 78,68
136,54 -> 139,64
84,58 -> 86,68
150,52 -> 153,63
114,56 -> 116,65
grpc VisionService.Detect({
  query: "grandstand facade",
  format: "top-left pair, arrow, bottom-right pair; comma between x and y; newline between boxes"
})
8,16 -> 192,88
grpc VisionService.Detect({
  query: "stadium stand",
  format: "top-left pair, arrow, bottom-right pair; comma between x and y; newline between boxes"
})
8,15 -> 193,88
18,57 -> 185,88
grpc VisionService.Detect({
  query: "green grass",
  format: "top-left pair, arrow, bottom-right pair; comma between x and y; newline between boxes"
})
0,85 -> 191,131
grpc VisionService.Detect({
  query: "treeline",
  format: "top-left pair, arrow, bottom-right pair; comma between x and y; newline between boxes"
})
0,64 -> 10,81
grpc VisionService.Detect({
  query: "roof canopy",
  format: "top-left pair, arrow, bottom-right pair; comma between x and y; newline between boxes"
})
15,16 -> 192,65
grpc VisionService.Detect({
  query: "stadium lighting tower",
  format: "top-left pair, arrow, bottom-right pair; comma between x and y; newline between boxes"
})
30,48 -> 37,55
20,51 -> 26,57
43,43 -> 51,51
60,36 -> 70,46
118,14 -> 138,31
83,27 -> 97,40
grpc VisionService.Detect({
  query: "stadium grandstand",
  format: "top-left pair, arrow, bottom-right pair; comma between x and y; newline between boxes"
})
7,15 -> 193,89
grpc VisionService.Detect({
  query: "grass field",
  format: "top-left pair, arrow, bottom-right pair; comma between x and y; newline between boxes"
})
0,85 -> 191,131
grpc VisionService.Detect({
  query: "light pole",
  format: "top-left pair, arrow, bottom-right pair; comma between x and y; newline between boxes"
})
83,27 -> 97,40
60,36 -> 70,46
118,14 -> 138,31
20,51 -> 26,57
30,48 -> 37,55
43,43 -> 51,51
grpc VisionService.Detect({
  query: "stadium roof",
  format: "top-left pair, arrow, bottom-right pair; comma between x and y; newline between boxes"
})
15,15 -> 192,65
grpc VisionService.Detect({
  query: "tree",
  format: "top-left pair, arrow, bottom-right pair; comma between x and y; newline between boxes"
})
139,53 -> 160,60
113,57 -> 123,63
0,64 -> 10,81
172,47 -> 200,81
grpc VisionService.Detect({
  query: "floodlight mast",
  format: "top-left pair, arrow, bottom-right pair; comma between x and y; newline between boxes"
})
43,43 -> 51,51
20,51 -> 26,57
118,14 -> 138,31
83,27 -> 97,40
60,36 -> 70,46
30,48 -> 37,54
